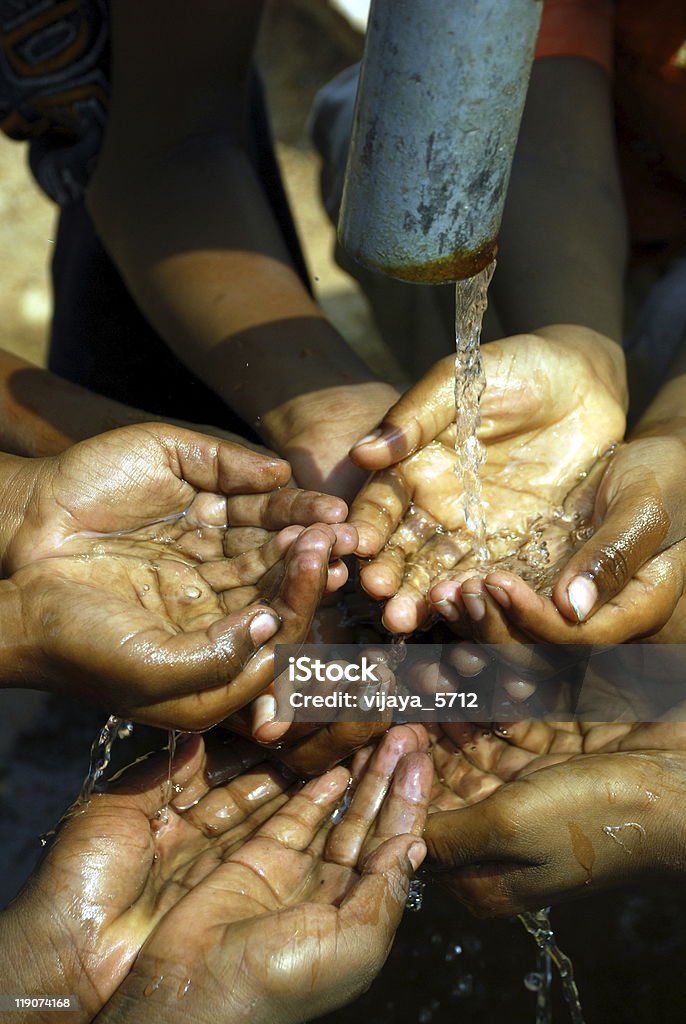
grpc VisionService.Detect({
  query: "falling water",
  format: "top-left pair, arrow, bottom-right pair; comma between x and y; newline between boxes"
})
78,714 -> 124,805
453,262 -> 495,562
519,909 -> 585,1024
152,730 -> 181,829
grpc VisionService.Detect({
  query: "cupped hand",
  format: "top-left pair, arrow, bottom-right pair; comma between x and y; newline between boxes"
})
423,717 -> 686,916
76,724 -> 430,1024
5,726 -> 431,1024
2,422 -> 348,571
9,521 -> 356,729
349,327 -> 626,633
444,435 -> 686,653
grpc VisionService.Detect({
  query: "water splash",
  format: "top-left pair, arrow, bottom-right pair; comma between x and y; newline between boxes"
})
78,715 -> 123,805
155,729 -> 179,827
406,877 -> 426,912
519,908 -> 585,1024
453,262 -> 495,562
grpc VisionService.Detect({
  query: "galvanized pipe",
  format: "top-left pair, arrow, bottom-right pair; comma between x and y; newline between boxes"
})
338,0 -> 542,283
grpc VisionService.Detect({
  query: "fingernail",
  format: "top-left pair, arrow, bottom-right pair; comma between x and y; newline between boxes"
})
252,694 -> 276,733
567,575 -> 598,622
484,582 -> 511,609
503,678 -> 537,702
351,429 -> 383,450
408,840 -> 427,871
462,592 -> 485,622
249,612 -> 280,646
434,598 -> 459,622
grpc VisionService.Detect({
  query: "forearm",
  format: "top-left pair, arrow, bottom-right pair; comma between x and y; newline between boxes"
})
86,135 -> 386,452
492,58 -> 627,343
0,349 -> 152,457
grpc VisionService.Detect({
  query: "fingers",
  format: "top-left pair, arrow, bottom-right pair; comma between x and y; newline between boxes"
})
358,506 -> 442,597
337,834 -> 426,954
182,764 -> 292,838
349,356 -> 456,469
120,603 -> 282,727
248,766 -> 350,851
553,438 -> 686,623
226,488 -> 349,530
349,468 -> 411,557
277,720 -> 392,776
325,726 -> 428,867
554,494 -> 669,625
149,423 -> 293,494
185,525 -> 339,729
483,555 -> 684,644
362,751 -> 433,864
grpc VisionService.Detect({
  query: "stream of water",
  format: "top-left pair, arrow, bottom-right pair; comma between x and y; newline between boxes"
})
519,909 -> 586,1023
453,262 -> 495,562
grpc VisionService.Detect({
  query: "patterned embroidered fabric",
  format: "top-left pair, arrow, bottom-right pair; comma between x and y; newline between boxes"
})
0,0 -> 109,203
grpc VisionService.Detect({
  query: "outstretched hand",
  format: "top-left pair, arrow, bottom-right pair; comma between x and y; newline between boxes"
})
2,727 -> 432,1024
348,327 -> 626,633
0,424 -> 356,727
424,717 -> 686,916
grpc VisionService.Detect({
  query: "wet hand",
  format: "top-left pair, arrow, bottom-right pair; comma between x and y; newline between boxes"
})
424,718 -> 686,916
1,422 -> 349,571
457,435 -> 686,650
264,381 -> 399,503
349,327 -> 626,633
68,727 -> 429,1024
6,521 -> 355,729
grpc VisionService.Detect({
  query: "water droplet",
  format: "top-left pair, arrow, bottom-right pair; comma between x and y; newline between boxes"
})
186,587 -> 202,600
524,971 -> 544,991
143,975 -> 164,997
406,878 -> 425,912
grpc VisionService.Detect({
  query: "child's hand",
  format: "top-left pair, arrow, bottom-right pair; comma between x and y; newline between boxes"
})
1,422 -> 348,572
7,523 -> 354,729
424,719 -> 686,916
7,727 -> 429,1024
348,327 -> 626,633
0,424 -> 357,727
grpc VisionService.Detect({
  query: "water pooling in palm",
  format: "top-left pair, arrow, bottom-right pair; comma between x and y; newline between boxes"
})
349,325 -> 626,634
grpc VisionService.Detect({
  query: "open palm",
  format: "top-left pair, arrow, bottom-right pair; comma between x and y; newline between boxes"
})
349,328 -> 626,632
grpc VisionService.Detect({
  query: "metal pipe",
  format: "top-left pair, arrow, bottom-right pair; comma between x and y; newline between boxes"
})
338,0 -> 542,283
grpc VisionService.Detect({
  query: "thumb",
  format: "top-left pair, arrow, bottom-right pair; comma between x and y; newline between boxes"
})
349,356 -> 456,469
340,835 -> 427,936
553,465 -> 674,623
424,805 -> 510,868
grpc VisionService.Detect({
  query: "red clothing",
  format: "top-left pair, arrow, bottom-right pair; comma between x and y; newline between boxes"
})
535,0 -> 686,253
